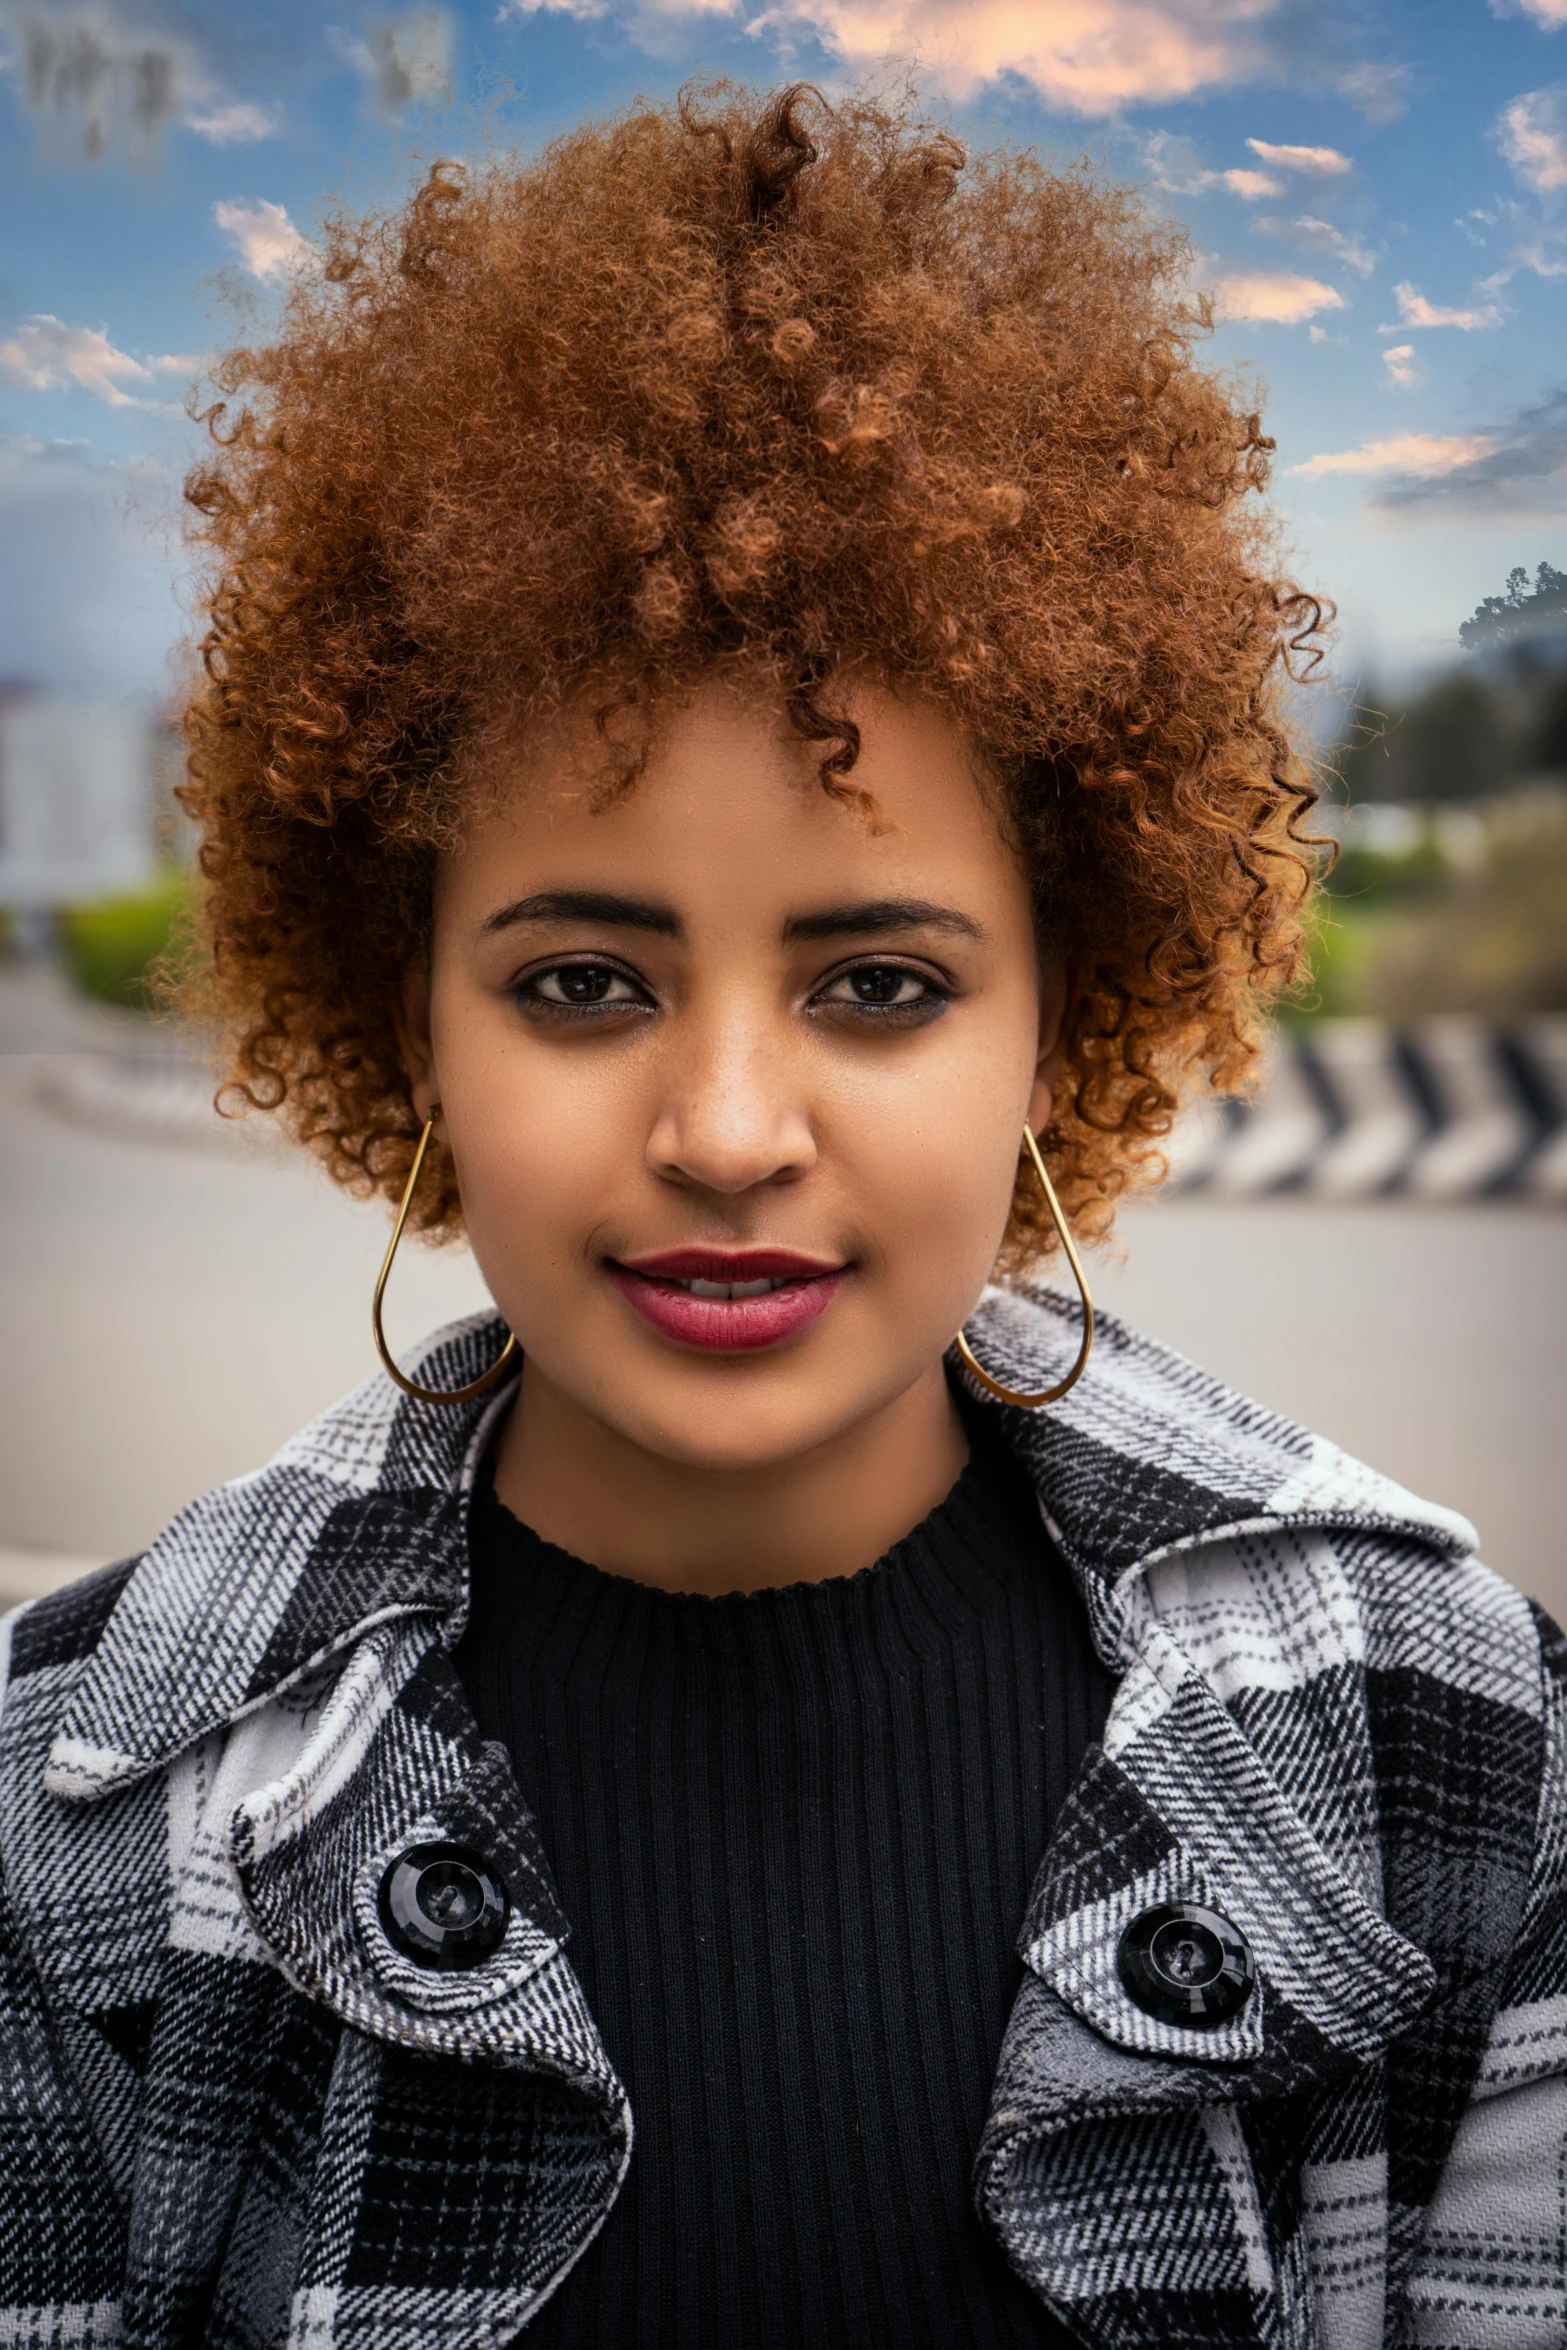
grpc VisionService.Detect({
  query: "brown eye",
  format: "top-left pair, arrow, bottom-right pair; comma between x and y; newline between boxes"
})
851,965 -> 908,1003
518,962 -> 649,1012
540,965 -> 618,1003
815,963 -> 948,1015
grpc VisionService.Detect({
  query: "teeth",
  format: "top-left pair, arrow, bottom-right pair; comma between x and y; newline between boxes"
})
681,1275 -> 793,1300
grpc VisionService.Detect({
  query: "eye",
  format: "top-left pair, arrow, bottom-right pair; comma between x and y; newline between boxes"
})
514,960 -> 651,1015
812,961 -> 950,1018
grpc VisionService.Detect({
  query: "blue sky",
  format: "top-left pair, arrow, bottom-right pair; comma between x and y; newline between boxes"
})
1,0 -> 1564,716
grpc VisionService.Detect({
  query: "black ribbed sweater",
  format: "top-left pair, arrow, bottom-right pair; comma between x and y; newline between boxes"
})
454,1416 -> 1112,2347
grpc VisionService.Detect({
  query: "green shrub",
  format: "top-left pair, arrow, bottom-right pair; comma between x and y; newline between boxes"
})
58,870 -> 194,1009
1289,789 -> 1567,1021
1325,833 -> 1449,906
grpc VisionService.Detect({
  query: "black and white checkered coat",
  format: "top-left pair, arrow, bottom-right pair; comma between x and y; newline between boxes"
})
3,1293 -> 1564,2348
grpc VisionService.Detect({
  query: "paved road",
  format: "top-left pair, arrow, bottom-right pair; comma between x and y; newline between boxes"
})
4,972 -> 1564,1616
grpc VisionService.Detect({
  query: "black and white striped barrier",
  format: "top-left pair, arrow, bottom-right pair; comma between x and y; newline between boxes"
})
1166,1016 -> 1567,1202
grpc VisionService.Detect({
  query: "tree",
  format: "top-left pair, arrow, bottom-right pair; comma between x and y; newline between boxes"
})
1459,561 -> 1567,657
1400,673 -> 1509,799
1334,674 -> 1507,802
1528,672 -> 1567,773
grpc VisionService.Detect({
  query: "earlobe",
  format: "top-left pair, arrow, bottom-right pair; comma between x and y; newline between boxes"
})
393,962 -> 440,1123
1029,964 -> 1074,1132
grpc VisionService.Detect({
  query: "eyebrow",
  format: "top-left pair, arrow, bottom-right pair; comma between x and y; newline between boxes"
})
479,888 -> 985,947
780,898 -> 986,945
480,889 -> 682,939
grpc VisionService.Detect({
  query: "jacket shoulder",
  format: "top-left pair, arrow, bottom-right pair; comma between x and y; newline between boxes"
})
1340,1520 -> 1550,1717
3,1558 -> 141,1703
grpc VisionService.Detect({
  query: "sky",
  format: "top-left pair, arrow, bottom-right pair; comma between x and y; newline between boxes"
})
0,0 -> 1564,716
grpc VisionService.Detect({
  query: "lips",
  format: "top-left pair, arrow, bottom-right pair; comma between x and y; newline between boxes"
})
606,1246 -> 847,1354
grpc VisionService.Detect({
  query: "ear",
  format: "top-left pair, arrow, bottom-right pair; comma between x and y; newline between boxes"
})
1026,958 -> 1074,1137
392,960 -> 441,1125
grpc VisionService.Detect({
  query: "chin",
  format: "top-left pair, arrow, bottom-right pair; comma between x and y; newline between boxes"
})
566,1356 -> 860,1473
620,1393 -> 849,1475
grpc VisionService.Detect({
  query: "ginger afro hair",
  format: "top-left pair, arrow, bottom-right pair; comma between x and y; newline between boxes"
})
181,80 -> 1326,1256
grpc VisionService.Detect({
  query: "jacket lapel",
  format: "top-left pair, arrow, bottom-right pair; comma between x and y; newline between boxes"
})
975,1616 -> 1436,2349
224,1623 -> 631,2347
960,1289 -> 1469,2350
39,1321 -> 630,2346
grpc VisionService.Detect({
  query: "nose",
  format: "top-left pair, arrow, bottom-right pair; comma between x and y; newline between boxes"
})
645,1012 -> 817,1197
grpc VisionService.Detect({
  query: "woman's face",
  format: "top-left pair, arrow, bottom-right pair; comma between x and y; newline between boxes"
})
403,677 -> 1063,1473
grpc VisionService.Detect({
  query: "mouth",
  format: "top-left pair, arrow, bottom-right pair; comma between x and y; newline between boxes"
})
605,1246 -> 849,1354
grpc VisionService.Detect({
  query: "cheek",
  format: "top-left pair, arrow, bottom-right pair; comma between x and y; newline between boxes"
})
432,1012 -> 637,1298
819,1013 -> 1036,1288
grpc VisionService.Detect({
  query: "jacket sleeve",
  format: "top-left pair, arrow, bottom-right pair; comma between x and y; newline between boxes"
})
1400,1600 -> 1567,2349
0,1854 -> 128,2325
0,1604 -> 127,2336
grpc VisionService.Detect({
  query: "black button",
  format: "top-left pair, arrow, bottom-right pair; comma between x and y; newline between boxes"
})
1116,1901 -> 1255,2027
378,1844 -> 509,1970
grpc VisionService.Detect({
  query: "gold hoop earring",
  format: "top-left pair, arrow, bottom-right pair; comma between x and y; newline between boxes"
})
372,1108 -> 521,1406
954,1125 -> 1094,1409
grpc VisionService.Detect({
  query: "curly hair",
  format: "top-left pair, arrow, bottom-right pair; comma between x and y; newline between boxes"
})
180,79 -> 1326,1259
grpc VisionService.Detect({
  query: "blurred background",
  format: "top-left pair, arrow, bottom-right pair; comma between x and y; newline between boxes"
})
2,0 -> 1565,1614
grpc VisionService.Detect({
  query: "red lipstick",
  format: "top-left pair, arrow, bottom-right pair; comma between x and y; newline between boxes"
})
606,1245 -> 847,1353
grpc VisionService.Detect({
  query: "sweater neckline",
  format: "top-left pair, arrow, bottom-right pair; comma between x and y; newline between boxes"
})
468,1420 -> 1044,1622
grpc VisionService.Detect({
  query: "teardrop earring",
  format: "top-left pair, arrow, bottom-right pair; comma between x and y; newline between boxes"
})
371,1107 -> 521,1405
954,1125 -> 1093,1408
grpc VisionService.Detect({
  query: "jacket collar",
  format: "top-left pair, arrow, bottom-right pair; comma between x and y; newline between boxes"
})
46,1292 -> 1474,1802
967,1281 -> 1474,1589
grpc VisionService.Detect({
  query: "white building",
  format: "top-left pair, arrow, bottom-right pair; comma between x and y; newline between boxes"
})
0,695 -> 158,910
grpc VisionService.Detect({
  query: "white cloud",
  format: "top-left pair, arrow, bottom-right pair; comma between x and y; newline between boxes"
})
7,5 -> 279,161
1142,131 -> 1215,193
332,10 -> 455,112
1504,232 -> 1567,278
1497,87 -> 1567,195
1335,61 -> 1408,121
1255,213 -> 1376,272
503,0 -> 1386,118
1144,133 -> 1280,197
213,199 -> 315,281
0,433 -> 92,479
1289,431 -> 1496,480
1382,281 -> 1502,330
1373,388 -> 1567,515
530,0 -> 1289,113
1303,221 -> 1375,274
1496,0 -> 1567,27
0,314 -> 189,408
184,99 -> 282,145
1382,343 -> 1420,387
8,6 -> 187,156
1245,137 -> 1352,175
1210,269 -> 1345,322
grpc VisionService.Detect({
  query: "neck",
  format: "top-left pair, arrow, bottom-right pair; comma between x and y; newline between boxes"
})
489,1359 -> 970,1596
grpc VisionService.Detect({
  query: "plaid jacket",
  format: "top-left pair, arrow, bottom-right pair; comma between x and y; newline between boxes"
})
2,1292 -> 1564,2350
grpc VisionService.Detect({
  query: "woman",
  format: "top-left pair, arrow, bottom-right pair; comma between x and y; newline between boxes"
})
2,84 -> 1561,2350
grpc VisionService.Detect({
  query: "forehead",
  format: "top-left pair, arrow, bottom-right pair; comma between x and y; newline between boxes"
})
441,679 -> 1026,925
